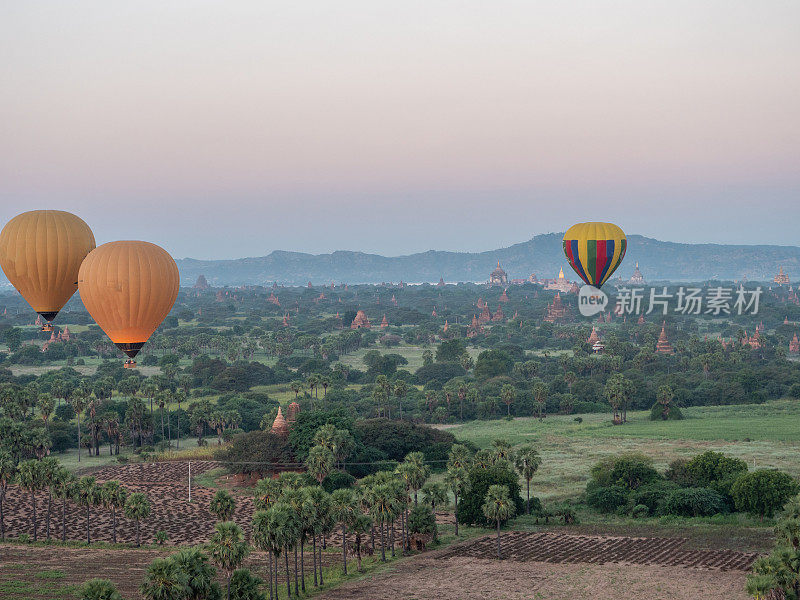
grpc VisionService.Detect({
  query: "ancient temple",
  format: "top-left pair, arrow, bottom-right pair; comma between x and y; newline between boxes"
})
437,277 -> 445,287
790,333 -> 800,353
489,261 -> 508,286
477,297 -> 486,309
499,289 -> 509,303
467,315 -> 484,338
478,304 -> 492,324
193,275 -> 210,290
492,305 -> 505,322
286,402 -> 300,424
742,330 -> 762,349
587,326 -> 600,346
655,322 -> 674,354
629,262 -> 645,284
391,294 -> 397,306
431,307 -> 437,317
637,313 -> 645,325
271,407 -> 290,437
443,320 -> 449,333
351,310 -> 371,329
775,266 -> 790,285
282,313 -> 290,327
543,293 -> 569,322
544,268 -> 574,293
41,326 -> 73,352
381,314 -> 389,328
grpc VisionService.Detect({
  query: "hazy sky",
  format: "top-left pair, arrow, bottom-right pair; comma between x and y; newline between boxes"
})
1,2 -> 798,259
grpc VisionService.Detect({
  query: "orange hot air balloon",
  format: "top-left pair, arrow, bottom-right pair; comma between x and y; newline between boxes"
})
0,210 -> 96,331
78,241 -> 179,368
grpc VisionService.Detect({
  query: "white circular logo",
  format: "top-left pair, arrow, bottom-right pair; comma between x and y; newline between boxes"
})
578,285 -> 608,317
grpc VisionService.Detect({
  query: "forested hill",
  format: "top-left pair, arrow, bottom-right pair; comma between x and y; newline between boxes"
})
170,234 -> 800,287
2,234 -> 797,288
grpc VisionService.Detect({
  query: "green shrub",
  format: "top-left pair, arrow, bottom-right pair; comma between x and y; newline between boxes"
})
649,402 -> 683,420
79,578 -> 122,600
682,451 -> 747,488
585,485 -> 629,513
321,470 -> 356,493
590,453 -> 661,490
229,569 -> 265,600
662,487 -> 727,517
631,504 -> 650,518
456,464 -> 525,526
408,504 -> 436,535
154,530 -> 168,545
629,480 -> 679,514
731,470 -> 799,519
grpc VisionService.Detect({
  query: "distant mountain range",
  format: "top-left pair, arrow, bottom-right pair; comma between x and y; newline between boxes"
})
1,233 -> 797,288
172,234 -> 800,286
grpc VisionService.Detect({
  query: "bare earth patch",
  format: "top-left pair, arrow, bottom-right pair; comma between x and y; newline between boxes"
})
318,555 -> 749,600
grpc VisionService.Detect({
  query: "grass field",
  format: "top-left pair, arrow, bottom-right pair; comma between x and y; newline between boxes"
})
442,400 -> 800,501
335,344 -> 482,373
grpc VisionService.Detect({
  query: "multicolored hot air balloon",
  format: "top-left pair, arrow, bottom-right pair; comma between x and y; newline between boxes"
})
0,210 -> 96,331
78,241 -> 179,368
562,222 -> 627,288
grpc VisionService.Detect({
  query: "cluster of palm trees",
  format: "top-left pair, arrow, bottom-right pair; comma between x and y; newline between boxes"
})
0,452 -> 151,546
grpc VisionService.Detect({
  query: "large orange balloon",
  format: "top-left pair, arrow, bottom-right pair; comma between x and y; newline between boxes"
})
0,210 -> 96,323
78,241 -> 179,361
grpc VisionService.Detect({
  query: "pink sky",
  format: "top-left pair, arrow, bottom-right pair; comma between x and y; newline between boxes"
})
1,2 -> 798,258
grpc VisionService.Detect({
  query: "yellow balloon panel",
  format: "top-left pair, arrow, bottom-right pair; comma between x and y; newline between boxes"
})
78,241 -> 179,354
0,210 -> 96,319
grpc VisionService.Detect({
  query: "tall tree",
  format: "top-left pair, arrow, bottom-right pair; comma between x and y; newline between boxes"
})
101,480 -> 128,544
0,451 -> 16,541
482,485 -> 516,559
514,445 -> 542,515
125,492 -> 151,547
330,488 -> 358,575
207,521 -> 249,600
17,459 -> 45,541
210,489 -> 236,522
75,475 -> 98,543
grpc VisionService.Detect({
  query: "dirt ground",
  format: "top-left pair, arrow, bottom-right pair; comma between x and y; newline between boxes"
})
318,554 -> 750,600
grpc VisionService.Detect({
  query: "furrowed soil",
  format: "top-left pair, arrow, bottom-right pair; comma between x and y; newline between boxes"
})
319,532 -> 754,600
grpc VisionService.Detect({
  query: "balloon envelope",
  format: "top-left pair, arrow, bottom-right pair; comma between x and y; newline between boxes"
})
78,241 -> 179,358
562,222 -> 627,288
0,210 -> 96,321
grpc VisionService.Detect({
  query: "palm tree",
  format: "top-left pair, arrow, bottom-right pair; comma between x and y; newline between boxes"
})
210,489 -> 236,522
52,470 -> 77,542
351,513 -> 373,572
302,485 -> 332,588
39,393 -> 54,432
207,521 -> 249,600
75,475 -> 98,543
444,466 -> 468,536
289,380 -> 302,401
330,488 -> 358,575
170,548 -> 221,600
125,492 -> 151,547
140,557 -> 188,600
369,483 -> 398,562
17,459 -> 45,541
514,445 -> 542,515
306,375 -> 319,410
482,484 -> 516,559
306,445 -> 335,484
252,506 -> 289,600
421,481 -> 447,541
0,451 -> 15,541
39,457 -> 60,540
72,387 -> 88,463
491,439 -> 514,463
606,373 -> 635,423
393,379 -> 408,420
253,478 -> 282,511
101,480 -> 128,543
281,488 -> 305,594
500,384 -> 515,417
532,381 -> 547,421
403,452 -> 429,505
